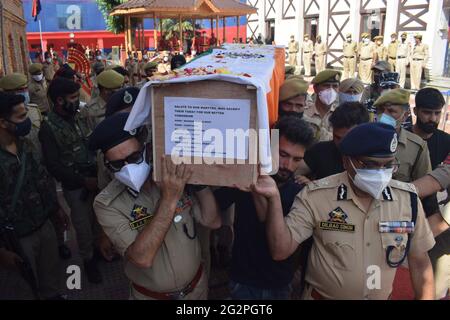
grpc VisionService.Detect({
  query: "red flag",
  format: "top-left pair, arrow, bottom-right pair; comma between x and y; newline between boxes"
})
32,0 -> 42,22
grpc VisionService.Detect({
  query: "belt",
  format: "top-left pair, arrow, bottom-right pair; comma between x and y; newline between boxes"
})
397,56 -> 406,59
413,58 -> 424,61
361,58 -> 372,61
132,264 -> 203,300
304,51 -> 311,53
311,288 -> 326,300
344,56 -> 355,58
389,56 -> 397,60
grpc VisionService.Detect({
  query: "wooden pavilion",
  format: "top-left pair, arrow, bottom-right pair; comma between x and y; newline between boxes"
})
110,0 -> 257,52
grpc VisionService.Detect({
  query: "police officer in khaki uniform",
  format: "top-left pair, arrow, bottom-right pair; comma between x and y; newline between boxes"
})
387,33 -> 399,72
0,74 -> 43,156
89,113 -> 221,300
305,70 -> 341,142
410,34 -> 429,91
374,36 -> 387,61
43,52 -> 55,84
86,69 -> 124,131
28,63 -> 51,115
288,35 -> 299,67
314,36 -> 327,74
358,33 -> 377,84
258,122 -> 435,300
278,77 -> 309,118
302,34 -> 314,77
396,33 -> 411,88
138,53 -> 150,81
342,34 -> 358,80
374,89 -> 432,183
137,62 -> 158,88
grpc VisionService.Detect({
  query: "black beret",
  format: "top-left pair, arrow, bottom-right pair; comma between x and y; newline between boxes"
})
105,87 -> 140,118
339,123 -> 398,158
88,112 -> 138,153
0,92 -> 25,112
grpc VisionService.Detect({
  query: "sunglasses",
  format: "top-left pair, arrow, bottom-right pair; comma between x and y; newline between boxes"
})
105,147 -> 145,173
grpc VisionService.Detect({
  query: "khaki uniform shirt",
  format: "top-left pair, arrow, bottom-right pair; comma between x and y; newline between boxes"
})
86,96 -> 106,130
394,128 -> 432,183
285,172 -> 435,299
375,44 -> 387,61
94,180 -> 203,292
288,41 -> 299,54
157,63 -> 171,75
359,42 -> 376,59
411,43 -> 429,65
343,41 -> 358,57
28,80 -> 50,114
387,41 -> 398,59
314,42 -> 327,56
304,99 -> 335,142
430,165 -> 450,190
42,63 -> 55,82
302,40 -> 314,54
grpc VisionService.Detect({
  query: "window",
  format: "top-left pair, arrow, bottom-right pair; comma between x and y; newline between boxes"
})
360,11 -> 386,40
8,34 -> 17,72
304,17 -> 319,42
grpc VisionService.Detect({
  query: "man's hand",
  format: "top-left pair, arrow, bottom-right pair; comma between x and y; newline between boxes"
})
160,156 -> 192,202
56,207 -> 71,231
0,248 -> 22,270
295,175 -> 311,185
96,233 -> 116,262
428,213 -> 450,238
251,175 -> 279,200
84,177 -> 98,192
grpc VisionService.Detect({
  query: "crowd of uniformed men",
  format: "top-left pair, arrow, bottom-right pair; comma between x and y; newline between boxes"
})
0,37 -> 448,301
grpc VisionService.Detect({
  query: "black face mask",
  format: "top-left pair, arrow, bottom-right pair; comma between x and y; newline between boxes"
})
278,109 -> 304,119
374,74 -> 381,85
6,117 -> 32,137
62,99 -> 80,116
417,118 -> 438,134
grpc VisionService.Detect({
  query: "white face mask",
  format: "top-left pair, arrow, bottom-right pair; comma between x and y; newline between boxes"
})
339,92 -> 362,103
32,74 -> 44,82
46,58 -> 52,63
143,55 -> 148,60
349,159 -> 393,199
163,56 -> 169,62
363,38 -> 370,44
318,88 -> 338,106
114,156 -> 151,192
96,56 -> 102,61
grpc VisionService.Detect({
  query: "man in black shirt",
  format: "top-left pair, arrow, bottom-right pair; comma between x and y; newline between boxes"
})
412,87 -> 450,299
214,117 -> 315,300
296,102 -> 369,182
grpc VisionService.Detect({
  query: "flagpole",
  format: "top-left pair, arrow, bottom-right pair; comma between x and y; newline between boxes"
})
38,18 -> 44,61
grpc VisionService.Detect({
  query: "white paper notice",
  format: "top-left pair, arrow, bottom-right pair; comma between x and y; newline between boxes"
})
164,97 -> 251,160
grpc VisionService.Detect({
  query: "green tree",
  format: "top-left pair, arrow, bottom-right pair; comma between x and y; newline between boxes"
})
161,19 -> 202,39
96,0 -> 126,34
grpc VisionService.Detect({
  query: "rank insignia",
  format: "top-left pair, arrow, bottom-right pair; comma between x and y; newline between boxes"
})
319,207 -> 355,233
337,184 -> 348,201
175,195 -> 193,214
382,187 -> 393,201
129,205 -> 153,230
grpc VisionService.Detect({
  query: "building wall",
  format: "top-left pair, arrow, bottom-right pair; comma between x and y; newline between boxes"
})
0,0 -> 29,75
248,0 -> 449,76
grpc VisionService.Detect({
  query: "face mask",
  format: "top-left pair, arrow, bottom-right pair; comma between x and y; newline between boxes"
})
339,92 -> 362,103
349,159 -> 393,199
62,99 -> 80,115
32,74 -> 44,82
417,118 -> 438,134
347,38 -> 352,43
363,39 -> 370,44
318,88 -> 338,106
143,55 -> 148,60
163,57 -> 169,62
96,56 -> 102,61
378,113 -> 398,129
114,157 -> 151,192
6,117 -> 32,137
19,92 -> 30,105
401,38 -> 406,43
46,58 -> 52,63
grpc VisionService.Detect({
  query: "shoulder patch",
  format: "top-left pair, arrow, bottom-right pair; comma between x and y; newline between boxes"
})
307,175 -> 341,192
389,179 -> 417,194
95,179 -> 126,206
405,130 -> 427,148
